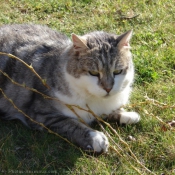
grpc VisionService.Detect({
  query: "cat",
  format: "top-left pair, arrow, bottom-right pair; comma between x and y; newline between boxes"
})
0,24 -> 140,153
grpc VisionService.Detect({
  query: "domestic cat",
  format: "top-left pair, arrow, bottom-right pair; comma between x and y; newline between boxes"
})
0,24 -> 140,153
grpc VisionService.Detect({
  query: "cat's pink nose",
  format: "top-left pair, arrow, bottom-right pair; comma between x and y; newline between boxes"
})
104,88 -> 112,93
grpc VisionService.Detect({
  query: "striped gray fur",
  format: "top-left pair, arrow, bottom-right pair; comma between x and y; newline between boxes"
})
0,24 -> 140,153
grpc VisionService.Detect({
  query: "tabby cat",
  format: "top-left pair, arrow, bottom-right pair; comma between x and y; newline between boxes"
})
0,24 -> 140,153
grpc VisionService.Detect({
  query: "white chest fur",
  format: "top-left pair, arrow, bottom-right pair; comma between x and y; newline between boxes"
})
54,89 -> 130,123
53,71 -> 132,124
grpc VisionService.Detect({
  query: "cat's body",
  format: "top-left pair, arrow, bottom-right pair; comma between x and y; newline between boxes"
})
0,24 -> 140,152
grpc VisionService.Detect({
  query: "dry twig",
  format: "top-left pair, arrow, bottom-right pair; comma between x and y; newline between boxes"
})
144,95 -> 175,109
120,14 -> 140,20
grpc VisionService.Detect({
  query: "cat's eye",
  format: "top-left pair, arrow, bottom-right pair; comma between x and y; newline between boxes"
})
113,69 -> 122,75
89,71 -> 100,77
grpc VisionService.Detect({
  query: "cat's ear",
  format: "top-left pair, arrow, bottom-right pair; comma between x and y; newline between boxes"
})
71,33 -> 88,51
117,30 -> 133,49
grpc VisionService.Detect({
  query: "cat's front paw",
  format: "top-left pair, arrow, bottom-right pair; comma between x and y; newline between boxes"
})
87,131 -> 109,153
119,111 -> 140,124
108,110 -> 140,124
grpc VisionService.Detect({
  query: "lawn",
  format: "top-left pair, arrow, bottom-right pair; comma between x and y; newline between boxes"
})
0,0 -> 175,174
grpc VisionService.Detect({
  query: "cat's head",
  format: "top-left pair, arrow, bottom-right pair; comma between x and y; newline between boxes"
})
66,30 -> 134,98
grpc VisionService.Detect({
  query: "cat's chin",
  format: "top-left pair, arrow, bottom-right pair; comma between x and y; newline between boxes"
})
104,94 -> 111,98
89,90 -> 116,98
89,91 -> 111,99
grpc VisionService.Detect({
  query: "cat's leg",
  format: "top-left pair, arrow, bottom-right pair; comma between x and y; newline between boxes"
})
108,108 -> 140,124
49,117 -> 109,152
30,115 -> 109,153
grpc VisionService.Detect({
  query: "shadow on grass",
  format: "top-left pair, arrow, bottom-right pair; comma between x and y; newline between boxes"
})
0,119 -> 82,174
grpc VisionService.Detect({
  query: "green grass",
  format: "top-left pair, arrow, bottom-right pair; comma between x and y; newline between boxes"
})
0,0 -> 175,174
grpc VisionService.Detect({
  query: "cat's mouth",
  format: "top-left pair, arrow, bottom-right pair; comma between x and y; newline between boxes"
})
104,93 -> 110,98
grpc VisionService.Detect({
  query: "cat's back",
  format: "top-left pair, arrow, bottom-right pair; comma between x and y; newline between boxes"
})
0,24 -> 71,55
0,24 -> 70,44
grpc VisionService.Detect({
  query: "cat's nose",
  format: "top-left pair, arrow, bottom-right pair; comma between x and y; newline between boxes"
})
104,87 -> 112,93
